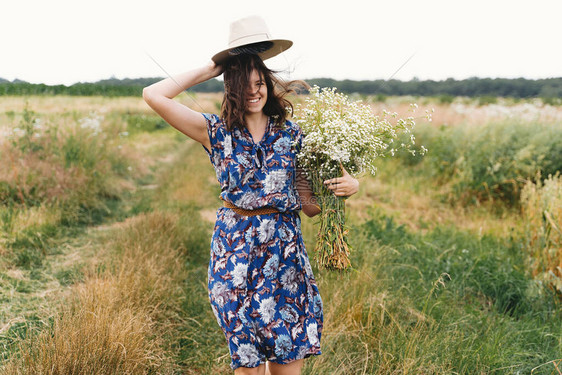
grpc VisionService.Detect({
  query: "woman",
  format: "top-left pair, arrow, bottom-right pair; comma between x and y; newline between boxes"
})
143,16 -> 359,375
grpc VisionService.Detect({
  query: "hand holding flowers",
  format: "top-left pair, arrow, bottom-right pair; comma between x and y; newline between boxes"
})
324,162 -> 359,197
293,86 -> 427,271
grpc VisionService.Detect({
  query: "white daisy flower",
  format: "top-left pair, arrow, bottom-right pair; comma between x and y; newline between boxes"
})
236,191 -> 261,209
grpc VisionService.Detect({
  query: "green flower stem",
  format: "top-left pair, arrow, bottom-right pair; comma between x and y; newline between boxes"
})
309,171 -> 352,271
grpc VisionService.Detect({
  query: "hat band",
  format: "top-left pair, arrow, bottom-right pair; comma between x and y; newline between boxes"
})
229,41 -> 273,56
229,32 -> 271,47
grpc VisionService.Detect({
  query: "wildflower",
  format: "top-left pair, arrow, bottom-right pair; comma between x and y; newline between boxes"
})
293,86 -> 426,270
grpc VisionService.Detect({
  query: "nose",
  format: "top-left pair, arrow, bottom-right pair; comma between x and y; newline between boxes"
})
247,84 -> 260,96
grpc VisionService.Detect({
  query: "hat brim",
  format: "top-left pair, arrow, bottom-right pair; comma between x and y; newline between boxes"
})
212,39 -> 293,65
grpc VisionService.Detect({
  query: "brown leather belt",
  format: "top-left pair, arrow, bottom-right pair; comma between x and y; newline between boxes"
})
221,197 -> 280,216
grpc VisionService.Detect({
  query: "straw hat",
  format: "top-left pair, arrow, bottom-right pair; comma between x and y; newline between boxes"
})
212,15 -> 293,64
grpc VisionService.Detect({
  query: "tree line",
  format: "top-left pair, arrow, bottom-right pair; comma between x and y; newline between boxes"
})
0,76 -> 560,98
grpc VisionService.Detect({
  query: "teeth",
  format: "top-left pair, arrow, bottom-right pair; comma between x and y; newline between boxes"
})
249,98 -> 259,103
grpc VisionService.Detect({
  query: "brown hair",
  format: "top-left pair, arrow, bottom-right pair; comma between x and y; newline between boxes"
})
221,54 -> 308,131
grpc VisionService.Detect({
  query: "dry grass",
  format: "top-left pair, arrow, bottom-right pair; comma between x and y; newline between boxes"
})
2,94 -> 560,374
153,140 -> 221,210
367,98 -> 562,128
1,210 -> 195,374
345,165 -> 522,237
307,242 -> 455,374
0,96 -> 148,115
521,173 -> 562,295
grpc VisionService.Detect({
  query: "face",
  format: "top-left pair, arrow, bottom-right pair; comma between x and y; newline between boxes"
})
245,69 -> 267,115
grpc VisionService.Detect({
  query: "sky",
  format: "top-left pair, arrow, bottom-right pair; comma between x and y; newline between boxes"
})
2,0 -> 561,86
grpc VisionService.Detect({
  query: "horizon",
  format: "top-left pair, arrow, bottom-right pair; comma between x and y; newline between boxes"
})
2,74 -> 561,87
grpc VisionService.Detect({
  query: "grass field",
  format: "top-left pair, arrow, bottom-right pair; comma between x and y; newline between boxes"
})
0,94 -> 560,374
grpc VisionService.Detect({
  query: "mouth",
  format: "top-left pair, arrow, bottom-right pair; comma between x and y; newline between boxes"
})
248,97 -> 261,104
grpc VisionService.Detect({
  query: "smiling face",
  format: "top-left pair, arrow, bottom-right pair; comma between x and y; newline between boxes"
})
245,69 -> 268,115
222,54 -> 290,131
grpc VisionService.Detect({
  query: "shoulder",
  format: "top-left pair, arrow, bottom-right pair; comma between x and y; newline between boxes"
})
202,113 -> 222,126
202,113 -> 229,146
202,113 -> 229,134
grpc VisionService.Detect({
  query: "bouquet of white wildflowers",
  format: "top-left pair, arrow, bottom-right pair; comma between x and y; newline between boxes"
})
293,86 -> 430,270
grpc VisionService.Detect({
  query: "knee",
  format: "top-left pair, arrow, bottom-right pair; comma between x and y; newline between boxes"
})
234,363 -> 266,375
266,358 -> 304,375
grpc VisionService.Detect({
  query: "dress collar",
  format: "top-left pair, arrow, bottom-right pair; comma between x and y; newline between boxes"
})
242,116 -> 272,146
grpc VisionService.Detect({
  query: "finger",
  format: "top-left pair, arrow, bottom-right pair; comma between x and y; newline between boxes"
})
324,178 -> 339,185
339,162 -> 348,175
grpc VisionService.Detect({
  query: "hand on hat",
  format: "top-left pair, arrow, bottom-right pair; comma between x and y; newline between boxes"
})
207,60 -> 225,78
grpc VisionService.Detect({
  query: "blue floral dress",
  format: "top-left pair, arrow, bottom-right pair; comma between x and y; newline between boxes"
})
201,113 -> 323,370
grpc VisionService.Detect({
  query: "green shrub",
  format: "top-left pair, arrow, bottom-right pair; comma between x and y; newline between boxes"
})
125,113 -> 168,134
542,96 -> 562,106
438,94 -> 454,104
477,96 -> 498,106
375,94 -> 387,103
396,121 -> 562,206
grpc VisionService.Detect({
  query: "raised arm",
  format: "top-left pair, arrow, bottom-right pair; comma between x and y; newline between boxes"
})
142,61 -> 224,151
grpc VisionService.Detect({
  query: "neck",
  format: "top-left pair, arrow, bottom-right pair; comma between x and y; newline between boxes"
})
244,112 -> 268,131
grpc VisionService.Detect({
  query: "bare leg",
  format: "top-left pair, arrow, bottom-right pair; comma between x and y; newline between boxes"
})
234,363 -> 266,375
266,359 -> 304,375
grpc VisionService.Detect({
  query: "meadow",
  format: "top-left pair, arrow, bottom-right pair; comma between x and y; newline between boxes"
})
0,93 -> 560,374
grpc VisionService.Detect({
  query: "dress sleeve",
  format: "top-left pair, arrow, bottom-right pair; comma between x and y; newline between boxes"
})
201,113 -> 221,165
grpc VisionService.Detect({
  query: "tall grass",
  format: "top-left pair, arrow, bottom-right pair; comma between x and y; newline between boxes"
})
304,214 -> 561,374
400,120 -> 562,207
2,95 -> 561,374
1,209 -> 207,374
521,173 -> 562,296
0,104 -> 140,269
